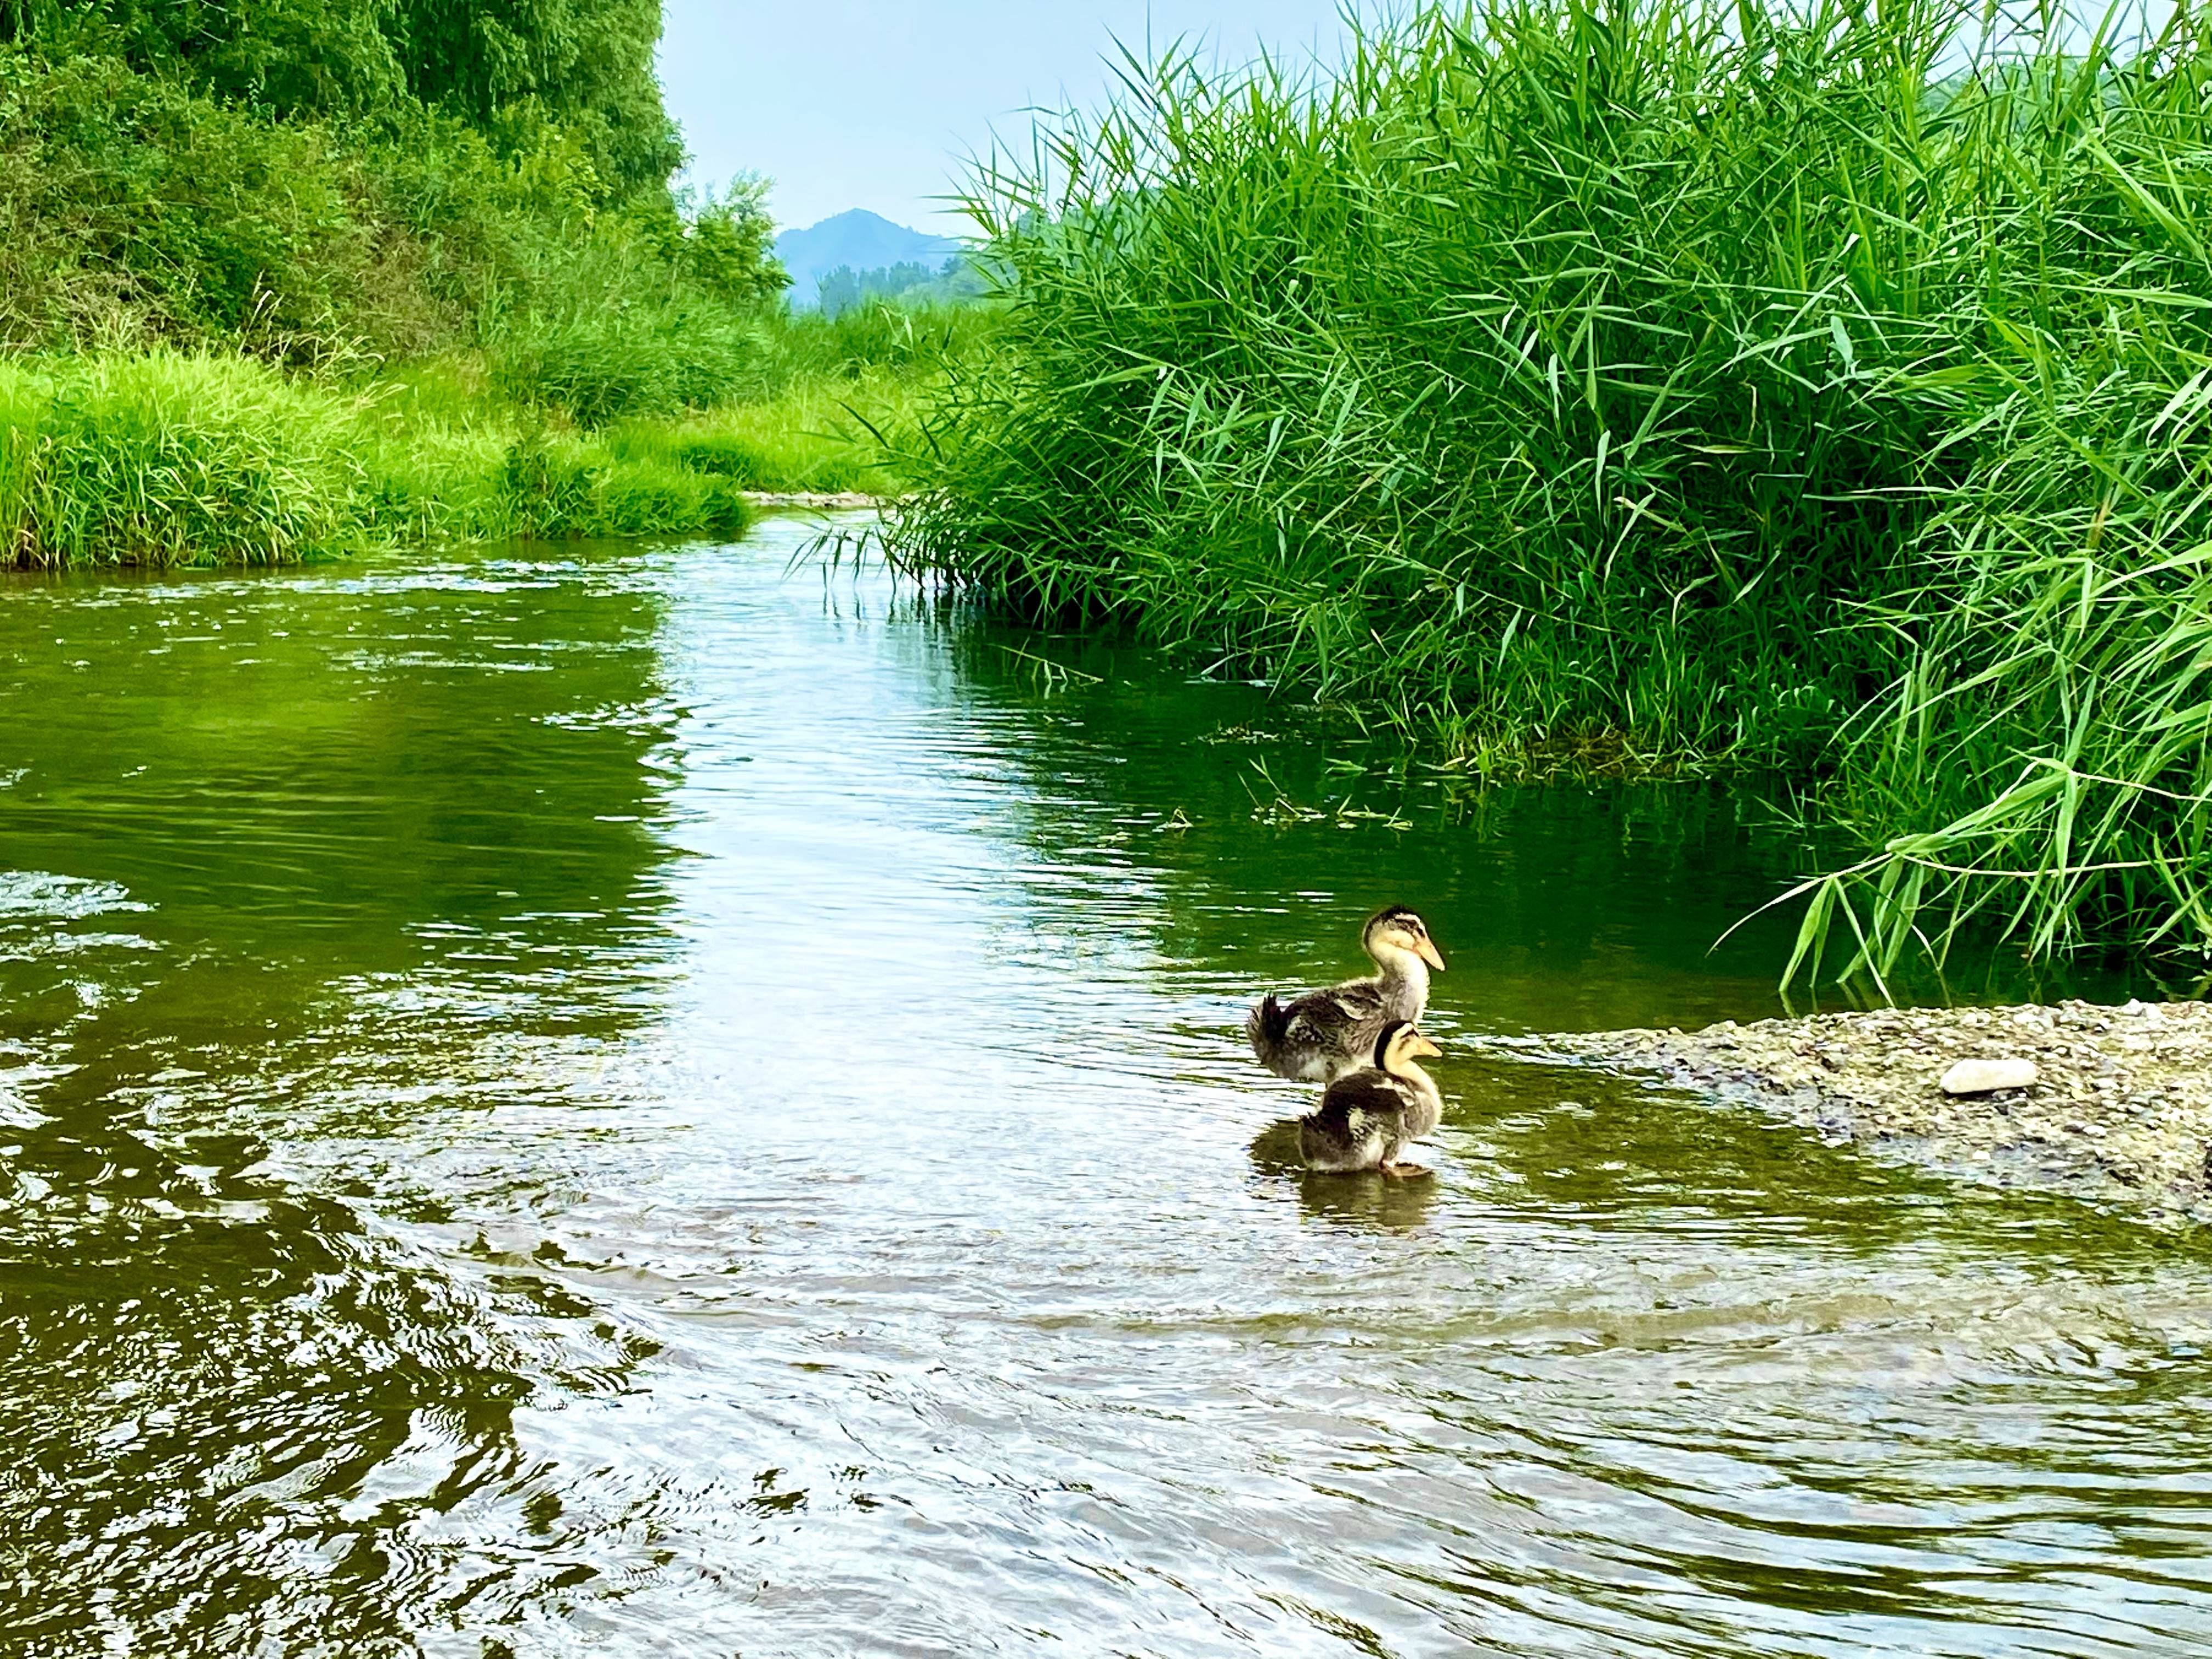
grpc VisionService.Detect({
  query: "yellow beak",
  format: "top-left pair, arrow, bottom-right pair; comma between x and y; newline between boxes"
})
1409,1031 -> 1442,1060
1417,937 -> 1446,972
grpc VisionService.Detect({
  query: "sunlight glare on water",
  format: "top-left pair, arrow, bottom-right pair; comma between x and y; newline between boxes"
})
2,522 -> 2210,1657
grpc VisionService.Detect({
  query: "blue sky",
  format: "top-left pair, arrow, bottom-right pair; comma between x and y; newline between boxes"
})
658,1 -> 1358,237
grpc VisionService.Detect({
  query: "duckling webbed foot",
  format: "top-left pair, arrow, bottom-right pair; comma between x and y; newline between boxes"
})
1379,1160 -> 1431,1181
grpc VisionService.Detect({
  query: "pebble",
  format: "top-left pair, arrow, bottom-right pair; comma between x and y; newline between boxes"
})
1940,1057 -> 2040,1096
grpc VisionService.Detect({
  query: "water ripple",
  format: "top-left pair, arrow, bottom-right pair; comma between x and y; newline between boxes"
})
0,527 -> 2207,1655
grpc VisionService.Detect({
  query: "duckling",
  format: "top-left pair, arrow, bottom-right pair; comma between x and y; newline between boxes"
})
1299,1020 -> 1443,1177
1246,905 -> 1446,1083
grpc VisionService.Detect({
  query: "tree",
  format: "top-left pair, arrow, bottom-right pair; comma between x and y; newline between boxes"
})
681,178 -> 789,304
0,0 -> 681,192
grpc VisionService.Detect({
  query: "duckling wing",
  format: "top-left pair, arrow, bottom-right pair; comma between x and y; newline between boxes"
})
1317,1069 -> 1413,1133
1250,976 -> 1391,1080
1300,1067 -> 1408,1170
1283,979 -> 1386,1054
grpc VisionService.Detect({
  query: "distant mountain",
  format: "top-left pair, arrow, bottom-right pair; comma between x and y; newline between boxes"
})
774,210 -> 963,308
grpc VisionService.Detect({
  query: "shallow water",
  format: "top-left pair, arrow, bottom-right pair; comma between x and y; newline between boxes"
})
3,523 -> 2209,1657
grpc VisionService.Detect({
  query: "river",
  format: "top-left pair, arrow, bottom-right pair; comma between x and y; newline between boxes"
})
2,522 -> 2208,1656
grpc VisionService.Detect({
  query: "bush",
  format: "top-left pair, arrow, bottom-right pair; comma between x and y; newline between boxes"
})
0,19 -> 983,565
1,0 -> 681,195
0,38 -> 784,366
488,302 -> 766,426
764,299 -> 999,384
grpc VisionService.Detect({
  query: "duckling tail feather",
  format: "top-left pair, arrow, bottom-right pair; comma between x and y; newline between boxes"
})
1246,993 -> 1291,1065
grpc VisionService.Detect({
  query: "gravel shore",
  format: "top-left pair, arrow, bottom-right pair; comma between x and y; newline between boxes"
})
1536,1000 -> 2212,1224
739,490 -> 883,510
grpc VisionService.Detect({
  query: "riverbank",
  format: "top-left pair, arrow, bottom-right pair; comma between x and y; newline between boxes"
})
741,490 -> 885,510
0,347 -> 929,566
1533,1001 -> 2212,1226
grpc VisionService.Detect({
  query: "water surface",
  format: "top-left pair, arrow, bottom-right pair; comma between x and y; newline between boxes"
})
2,525 -> 2208,1657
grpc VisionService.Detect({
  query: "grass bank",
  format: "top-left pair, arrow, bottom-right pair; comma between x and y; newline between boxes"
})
887,0 -> 2212,982
0,300 -> 987,566
0,349 -> 748,561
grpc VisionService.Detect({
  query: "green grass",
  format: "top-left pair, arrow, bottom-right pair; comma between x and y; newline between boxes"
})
0,347 -> 919,566
0,312 -> 977,566
480,288 -> 997,428
0,352 -> 362,564
606,368 -> 933,496
487,306 -> 764,428
886,0 -> 2212,982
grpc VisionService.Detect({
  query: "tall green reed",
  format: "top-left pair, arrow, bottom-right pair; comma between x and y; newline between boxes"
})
890,0 -> 2212,979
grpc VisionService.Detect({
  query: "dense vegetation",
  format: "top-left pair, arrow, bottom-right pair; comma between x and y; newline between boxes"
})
817,256 -> 990,318
888,0 -> 2212,981
0,1 -> 982,556
0,0 -> 681,190
0,0 -> 730,355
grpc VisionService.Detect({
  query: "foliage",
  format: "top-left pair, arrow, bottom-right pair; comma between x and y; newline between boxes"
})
604,365 -> 932,496
676,179 -> 789,305
0,351 -> 360,563
817,254 -> 992,317
887,0 -> 2212,978
493,424 -> 751,539
0,22 -> 783,365
480,283 -> 991,431
819,261 -> 932,317
0,46 -> 408,357
761,298 -> 1000,385
0,0 -> 680,192
0,316 -> 983,566
817,259 -> 934,317
487,301 -> 765,427
0,348 -> 771,563
0,5 -> 983,593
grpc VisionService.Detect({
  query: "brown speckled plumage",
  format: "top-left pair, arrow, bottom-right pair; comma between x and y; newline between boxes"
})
1299,1021 -> 1444,1173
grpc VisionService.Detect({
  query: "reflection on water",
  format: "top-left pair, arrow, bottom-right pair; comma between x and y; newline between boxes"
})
1,526 -> 2209,1656
1249,1120 -> 1444,1229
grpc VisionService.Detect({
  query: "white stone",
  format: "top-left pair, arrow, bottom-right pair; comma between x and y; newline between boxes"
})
1940,1057 -> 2040,1096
